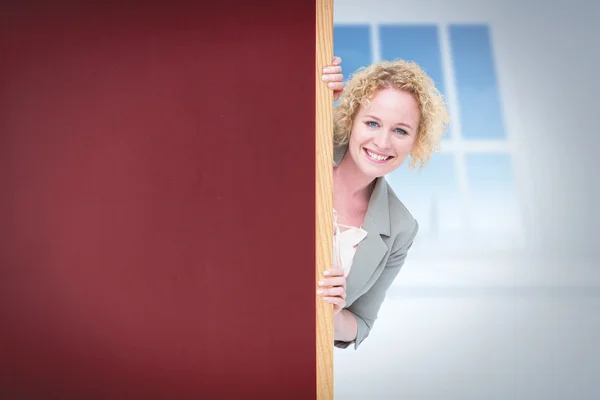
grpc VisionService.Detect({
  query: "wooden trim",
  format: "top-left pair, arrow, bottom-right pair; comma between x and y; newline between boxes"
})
315,0 -> 334,399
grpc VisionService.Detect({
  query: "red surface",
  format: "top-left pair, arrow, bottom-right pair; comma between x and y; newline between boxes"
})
0,2 -> 316,398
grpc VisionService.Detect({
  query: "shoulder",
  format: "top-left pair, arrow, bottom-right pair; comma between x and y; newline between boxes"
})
384,179 -> 419,251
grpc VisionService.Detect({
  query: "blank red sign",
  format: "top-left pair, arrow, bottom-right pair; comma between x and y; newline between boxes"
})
0,2 -> 317,398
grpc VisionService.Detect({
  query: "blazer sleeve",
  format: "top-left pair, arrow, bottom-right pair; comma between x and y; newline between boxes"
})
334,219 -> 419,350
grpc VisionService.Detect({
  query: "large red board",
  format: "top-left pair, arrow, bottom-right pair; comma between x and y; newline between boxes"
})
0,2 -> 317,398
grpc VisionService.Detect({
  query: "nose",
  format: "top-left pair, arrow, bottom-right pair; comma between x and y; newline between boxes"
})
372,129 -> 391,150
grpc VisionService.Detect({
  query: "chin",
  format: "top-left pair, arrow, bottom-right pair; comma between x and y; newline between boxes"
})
360,166 -> 391,179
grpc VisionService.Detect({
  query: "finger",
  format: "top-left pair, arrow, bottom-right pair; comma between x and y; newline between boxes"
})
317,287 -> 346,299
333,303 -> 345,313
327,82 -> 344,91
317,277 -> 345,288
324,267 -> 345,277
321,73 -> 344,83
322,65 -> 342,74
332,56 -> 342,66
324,296 -> 346,309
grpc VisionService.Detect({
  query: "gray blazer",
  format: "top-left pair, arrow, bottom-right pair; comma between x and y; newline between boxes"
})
333,144 -> 419,350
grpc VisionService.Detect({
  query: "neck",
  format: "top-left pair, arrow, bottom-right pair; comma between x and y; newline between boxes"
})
333,153 -> 377,202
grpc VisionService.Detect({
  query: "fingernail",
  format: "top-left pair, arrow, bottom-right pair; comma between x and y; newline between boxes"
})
321,75 -> 328,81
323,67 -> 332,73
317,290 -> 324,295
318,281 -> 325,286
323,271 -> 330,276
328,82 -> 335,87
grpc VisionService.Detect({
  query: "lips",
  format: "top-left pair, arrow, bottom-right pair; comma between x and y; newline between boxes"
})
363,148 -> 394,163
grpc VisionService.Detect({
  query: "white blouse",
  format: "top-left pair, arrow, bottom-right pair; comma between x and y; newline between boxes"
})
333,209 -> 368,278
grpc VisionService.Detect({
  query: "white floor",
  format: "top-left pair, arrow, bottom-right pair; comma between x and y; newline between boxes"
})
334,257 -> 600,399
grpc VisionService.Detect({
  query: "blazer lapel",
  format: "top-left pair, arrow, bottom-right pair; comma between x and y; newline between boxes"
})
344,176 -> 391,300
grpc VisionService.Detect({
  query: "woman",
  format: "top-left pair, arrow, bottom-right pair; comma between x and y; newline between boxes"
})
319,57 -> 449,349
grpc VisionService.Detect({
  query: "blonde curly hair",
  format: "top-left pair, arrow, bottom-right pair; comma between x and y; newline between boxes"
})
334,59 -> 450,169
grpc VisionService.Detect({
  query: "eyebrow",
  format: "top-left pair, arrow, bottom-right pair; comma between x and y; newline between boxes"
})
364,114 -> 413,131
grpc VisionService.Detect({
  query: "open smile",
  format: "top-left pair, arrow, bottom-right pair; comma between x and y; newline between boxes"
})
363,148 -> 394,163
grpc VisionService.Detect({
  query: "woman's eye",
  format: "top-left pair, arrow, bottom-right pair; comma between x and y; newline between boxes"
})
366,121 -> 379,128
395,128 -> 408,135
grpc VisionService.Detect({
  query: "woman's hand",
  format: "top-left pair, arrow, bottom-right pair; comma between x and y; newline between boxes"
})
322,56 -> 344,101
317,267 -> 347,313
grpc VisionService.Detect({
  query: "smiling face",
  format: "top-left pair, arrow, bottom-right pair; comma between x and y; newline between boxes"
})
346,87 -> 421,179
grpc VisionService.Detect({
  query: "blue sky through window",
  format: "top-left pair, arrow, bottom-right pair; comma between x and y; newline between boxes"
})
333,25 -> 372,81
450,25 -> 506,139
379,25 -> 446,96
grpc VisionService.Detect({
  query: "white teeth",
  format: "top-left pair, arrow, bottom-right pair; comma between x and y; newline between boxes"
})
366,149 -> 390,161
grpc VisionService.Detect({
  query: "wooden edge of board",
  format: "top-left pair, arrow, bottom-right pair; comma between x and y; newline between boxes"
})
315,0 -> 334,399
